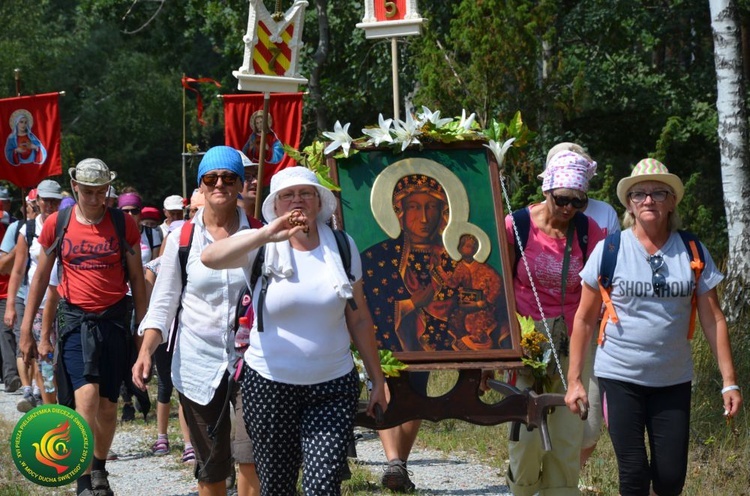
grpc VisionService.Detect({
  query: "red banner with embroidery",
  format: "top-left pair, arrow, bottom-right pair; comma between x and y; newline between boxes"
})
0,92 -> 62,188
181,77 -> 222,126
223,93 -> 303,186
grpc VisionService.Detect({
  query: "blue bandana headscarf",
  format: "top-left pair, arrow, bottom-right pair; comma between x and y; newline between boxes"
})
196,146 -> 245,186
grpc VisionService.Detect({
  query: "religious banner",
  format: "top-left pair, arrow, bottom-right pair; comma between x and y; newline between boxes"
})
223,92 -> 303,185
0,92 -> 62,188
357,0 -> 424,39
233,0 -> 309,92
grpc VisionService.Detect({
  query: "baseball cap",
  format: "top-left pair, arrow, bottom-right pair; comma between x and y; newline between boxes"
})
163,195 -> 184,211
37,179 -> 64,200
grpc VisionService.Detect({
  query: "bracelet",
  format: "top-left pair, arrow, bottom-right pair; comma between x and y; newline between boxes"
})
721,385 -> 741,394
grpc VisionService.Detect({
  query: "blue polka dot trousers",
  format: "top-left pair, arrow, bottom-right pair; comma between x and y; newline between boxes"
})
241,365 -> 359,496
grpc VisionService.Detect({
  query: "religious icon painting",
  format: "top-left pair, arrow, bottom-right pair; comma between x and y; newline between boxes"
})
331,143 -> 522,363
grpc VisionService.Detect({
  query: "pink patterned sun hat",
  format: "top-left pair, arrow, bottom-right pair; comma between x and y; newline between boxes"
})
541,151 -> 597,193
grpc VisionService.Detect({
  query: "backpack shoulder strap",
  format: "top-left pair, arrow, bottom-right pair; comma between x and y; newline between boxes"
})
678,230 -> 705,340
511,207 -> 531,276
597,230 -> 622,346
168,220 -> 195,354
178,221 -> 195,288
573,211 -> 589,264
251,245 -> 267,332
24,219 -> 35,283
44,207 -> 72,257
332,229 -> 357,310
109,207 -> 134,282
145,226 -> 155,252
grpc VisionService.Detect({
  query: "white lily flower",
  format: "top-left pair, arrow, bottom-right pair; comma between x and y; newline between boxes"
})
458,109 -> 476,131
322,120 -> 353,157
484,138 -> 516,167
361,113 -> 394,146
417,105 -> 453,128
393,112 -> 422,151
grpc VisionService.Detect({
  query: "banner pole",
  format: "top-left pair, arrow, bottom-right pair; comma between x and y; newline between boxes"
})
391,38 -> 400,120
182,73 -> 187,200
14,69 -> 21,97
254,92 -> 271,220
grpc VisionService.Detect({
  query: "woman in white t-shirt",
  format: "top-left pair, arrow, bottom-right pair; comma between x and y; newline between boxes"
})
201,166 -> 388,496
565,159 -> 741,495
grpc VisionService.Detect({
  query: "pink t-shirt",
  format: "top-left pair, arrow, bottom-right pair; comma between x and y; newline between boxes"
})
505,204 -> 605,332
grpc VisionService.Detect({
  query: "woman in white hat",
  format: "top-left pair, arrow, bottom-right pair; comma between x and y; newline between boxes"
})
565,158 -> 741,495
201,166 -> 388,495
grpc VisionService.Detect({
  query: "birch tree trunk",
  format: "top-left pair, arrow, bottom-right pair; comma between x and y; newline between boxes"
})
709,0 -> 750,322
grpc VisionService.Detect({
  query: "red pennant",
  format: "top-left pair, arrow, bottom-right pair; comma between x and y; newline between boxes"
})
223,93 -> 303,186
181,77 -> 222,126
0,92 -> 62,188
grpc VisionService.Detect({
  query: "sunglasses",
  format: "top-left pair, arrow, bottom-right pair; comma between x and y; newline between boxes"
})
649,254 -> 666,294
202,173 -> 240,187
550,193 -> 588,209
122,208 -> 141,215
628,190 -> 671,203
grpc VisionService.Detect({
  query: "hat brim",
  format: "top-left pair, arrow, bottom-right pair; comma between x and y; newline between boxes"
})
69,168 -> 117,187
262,182 -> 337,223
38,192 -> 63,200
616,173 -> 684,207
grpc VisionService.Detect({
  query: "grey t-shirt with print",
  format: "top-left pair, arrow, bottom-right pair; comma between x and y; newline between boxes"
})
580,229 -> 723,387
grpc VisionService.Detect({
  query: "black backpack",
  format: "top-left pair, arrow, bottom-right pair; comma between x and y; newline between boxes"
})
511,206 -> 589,276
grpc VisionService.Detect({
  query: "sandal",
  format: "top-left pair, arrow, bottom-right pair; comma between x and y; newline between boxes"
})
151,438 -> 170,456
182,446 -> 196,464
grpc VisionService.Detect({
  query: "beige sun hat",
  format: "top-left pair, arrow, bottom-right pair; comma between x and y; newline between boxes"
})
69,158 -> 117,186
616,158 -> 684,207
261,166 -> 337,222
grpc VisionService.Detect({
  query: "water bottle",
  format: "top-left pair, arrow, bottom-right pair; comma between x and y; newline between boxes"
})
40,353 -> 55,393
234,316 -> 251,352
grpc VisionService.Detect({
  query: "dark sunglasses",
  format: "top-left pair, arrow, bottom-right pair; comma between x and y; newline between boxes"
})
122,208 -> 141,215
649,254 -> 666,294
202,173 -> 240,187
551,193 -> 588,209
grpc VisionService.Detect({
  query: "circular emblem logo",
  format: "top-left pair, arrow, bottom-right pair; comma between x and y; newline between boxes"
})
10,404 -> 93,487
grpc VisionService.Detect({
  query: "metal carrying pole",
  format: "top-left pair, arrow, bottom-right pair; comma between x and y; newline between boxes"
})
391,38 -> 400,119
254,92 -> 271,220
181,73 -> 188,200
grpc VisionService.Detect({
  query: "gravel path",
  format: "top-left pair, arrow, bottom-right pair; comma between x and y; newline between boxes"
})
1,388 -> 511,495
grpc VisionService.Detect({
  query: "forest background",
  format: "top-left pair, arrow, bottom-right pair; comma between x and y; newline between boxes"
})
1,0 -> 749,262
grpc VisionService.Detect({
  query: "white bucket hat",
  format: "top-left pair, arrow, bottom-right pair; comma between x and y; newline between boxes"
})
262,167 -> 338,222
69,158 -> 116,186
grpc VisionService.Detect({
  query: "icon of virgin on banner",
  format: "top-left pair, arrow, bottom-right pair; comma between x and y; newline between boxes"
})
0,92 -> 62,188
5,109 -> 47,166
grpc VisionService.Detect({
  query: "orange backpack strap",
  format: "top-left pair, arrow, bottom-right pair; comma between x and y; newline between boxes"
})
685,238 -> 704,340
597,276 -> 619,345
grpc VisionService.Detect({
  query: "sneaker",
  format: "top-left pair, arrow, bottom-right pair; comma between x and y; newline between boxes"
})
33,392 -> 43,406
381,459 -> 416,493
151,438 -> 170,456
182,446 -> 196,464
121,403 -> 135,422
16,391 -> 37,413
4,376 -> 21,393
91,469 -> 114,496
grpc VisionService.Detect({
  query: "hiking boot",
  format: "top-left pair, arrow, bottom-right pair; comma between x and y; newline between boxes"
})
16,390 -> 37,413
121,403 -> 135,422
4,376 -> 21,393
381,459 -> 416,493
91,469 -> 114,496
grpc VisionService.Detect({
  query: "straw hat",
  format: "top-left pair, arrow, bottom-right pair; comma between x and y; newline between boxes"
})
616,158 -> 684,207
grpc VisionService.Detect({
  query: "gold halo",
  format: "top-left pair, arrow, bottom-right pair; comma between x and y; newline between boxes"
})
9,109 -> 33,130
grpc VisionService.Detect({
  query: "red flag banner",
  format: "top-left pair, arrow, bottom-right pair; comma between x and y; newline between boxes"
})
223,93 -> 303,186
181,77 -> 222,126
0,92 -> 62,188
